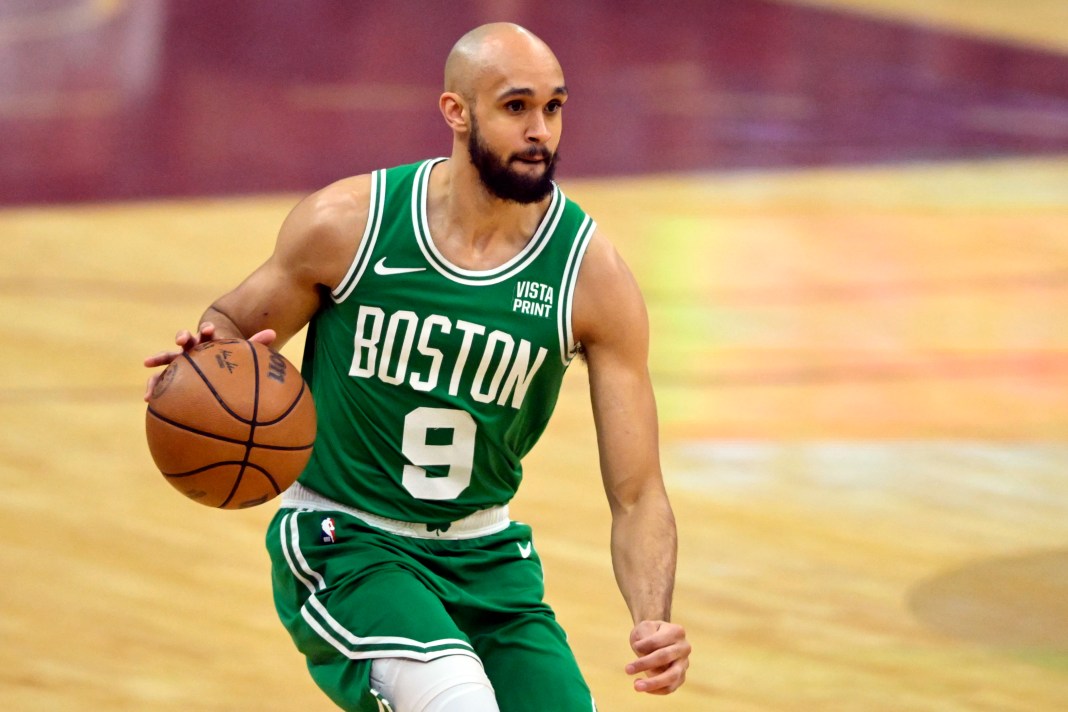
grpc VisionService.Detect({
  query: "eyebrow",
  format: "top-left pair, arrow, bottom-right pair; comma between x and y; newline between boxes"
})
497,86 -> 569,101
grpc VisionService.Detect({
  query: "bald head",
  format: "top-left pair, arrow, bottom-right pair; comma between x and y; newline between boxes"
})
444,23 -> 563,101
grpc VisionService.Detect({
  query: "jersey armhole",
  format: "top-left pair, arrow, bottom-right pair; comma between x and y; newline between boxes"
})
331,169 -> 387,304
557,216 -> 596,366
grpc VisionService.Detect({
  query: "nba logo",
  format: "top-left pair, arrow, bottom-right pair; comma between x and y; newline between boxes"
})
320,517 -> 337,544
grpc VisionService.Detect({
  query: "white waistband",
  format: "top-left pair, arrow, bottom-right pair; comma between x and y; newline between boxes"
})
281,482 -> 511,540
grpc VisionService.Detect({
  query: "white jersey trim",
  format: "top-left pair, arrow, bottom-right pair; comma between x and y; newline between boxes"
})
332,169 -> 387,303
558,216 -> 596,365
411,158 -> 564,286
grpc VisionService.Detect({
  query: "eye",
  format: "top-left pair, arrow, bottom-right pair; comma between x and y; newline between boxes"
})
505,100 -> 525,112
545,100 -> 563,114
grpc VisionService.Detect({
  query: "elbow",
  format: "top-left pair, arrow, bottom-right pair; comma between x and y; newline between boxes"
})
607,473 -> 672,519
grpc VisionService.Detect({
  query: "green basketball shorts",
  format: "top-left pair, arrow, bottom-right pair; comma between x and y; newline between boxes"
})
265,502 -> 595,711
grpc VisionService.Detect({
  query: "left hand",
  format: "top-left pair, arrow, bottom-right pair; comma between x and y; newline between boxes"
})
625,619 -> 691,694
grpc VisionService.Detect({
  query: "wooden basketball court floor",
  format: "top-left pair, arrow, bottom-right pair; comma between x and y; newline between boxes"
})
2,2 -> 1067,710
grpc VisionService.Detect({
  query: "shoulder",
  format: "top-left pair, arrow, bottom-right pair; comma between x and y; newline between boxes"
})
284,174 -> 375,245
275,174 -> 376,292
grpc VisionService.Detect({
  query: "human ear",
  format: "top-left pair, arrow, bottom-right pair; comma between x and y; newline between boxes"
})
439,92 -> 469,133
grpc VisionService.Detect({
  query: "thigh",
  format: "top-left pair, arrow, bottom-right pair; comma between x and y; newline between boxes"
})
450,525 -> 593,711
266,509 -> 480,709
474,611 -> 594,712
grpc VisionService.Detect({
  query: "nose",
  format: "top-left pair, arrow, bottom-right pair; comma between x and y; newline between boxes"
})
526,112 -> 551,144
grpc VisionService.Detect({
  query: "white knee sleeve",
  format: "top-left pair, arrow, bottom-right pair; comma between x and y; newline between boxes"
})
370,654 -> 499,712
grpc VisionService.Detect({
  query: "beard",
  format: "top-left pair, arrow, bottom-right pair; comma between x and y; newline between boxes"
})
467,116 -> 558,204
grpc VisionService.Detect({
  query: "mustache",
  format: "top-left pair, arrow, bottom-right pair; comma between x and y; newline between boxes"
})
512,146 -> 553,162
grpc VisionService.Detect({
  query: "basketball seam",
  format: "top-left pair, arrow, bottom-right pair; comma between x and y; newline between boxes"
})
163,459 -> 283,495
257,379 -> 309,426
222,340 -> 261,508
181,342 -> 253,424
146,409 -> 315,450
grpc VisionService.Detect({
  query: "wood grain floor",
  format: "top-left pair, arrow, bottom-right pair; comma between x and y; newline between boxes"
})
3,1 -> 1067,709
2,153 -> 1066,710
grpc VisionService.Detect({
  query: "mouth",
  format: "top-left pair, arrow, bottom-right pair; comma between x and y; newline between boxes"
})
513,150 -> 551,165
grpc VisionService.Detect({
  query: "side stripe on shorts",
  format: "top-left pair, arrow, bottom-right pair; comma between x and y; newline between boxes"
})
280,510 -> 326,594
278,510 -> 479,662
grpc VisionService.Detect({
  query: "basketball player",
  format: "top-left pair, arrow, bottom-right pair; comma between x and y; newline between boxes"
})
145,23 -> 689,712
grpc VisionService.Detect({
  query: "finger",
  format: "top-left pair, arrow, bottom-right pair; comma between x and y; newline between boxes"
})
197,322 -> 216,343
143,350 -> 180,368
629,620 -> 660,649
631,622 -> 686,655
633,660 -> 688,695
634,663 -> 684,694
174,329 -> 195,348
146,321 -> 221,371
248,328 -> 277,346
626,644 -> 681,675
175,323 -> 215,350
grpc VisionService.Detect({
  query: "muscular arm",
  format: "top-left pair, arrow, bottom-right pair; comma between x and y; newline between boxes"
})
205,175 -> 373,344
572,232 -> 690,694
144,175 -> 373,390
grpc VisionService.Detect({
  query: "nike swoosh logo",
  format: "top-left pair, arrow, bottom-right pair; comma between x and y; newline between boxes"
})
517,542 -> 533,559
374,257 -> 426,276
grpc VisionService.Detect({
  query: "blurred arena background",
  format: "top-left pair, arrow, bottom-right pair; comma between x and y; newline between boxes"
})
1,1 -> 1067,709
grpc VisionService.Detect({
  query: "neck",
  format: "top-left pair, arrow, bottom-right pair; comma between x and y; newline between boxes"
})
427,154 -> 551,262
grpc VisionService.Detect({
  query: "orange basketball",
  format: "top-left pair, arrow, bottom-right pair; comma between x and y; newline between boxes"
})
145,339 -> 316,509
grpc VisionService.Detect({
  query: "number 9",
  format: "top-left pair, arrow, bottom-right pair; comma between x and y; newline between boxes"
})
400,407 -> 478,500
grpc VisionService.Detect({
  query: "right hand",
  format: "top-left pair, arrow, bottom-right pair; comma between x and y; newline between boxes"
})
143,322 -> 276,401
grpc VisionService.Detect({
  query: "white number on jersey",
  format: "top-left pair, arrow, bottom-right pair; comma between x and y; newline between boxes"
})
400,407 -> 477,500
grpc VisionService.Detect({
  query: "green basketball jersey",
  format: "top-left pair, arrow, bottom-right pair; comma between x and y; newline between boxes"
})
297,159 -> 595,522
